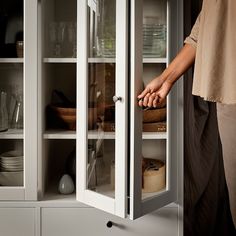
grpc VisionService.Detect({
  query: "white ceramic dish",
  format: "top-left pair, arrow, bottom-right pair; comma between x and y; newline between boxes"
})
0,171 -> 23,186
0,150 -> 23,157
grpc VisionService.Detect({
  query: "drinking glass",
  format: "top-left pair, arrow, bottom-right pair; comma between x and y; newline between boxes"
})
49,22 -> 66,57
11,95 -> 23,129
68,22 -> 77,58
0,91 -> 8,132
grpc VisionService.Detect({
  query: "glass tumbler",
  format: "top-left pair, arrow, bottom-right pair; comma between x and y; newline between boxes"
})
49,22 -> 66,57
0,91 -> 8,132
11,95 -> 23,129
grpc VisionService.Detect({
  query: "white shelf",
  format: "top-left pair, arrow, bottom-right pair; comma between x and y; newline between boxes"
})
88,58 -> 116,63
142,132 -> 167,139
43,58 -> 117,63
88,130 -> 115,139
0,58 -> 24,63
44,130 -> 76,139
43,58 -> 77,63
87,58 -> 167,64
43,191 -> 76,202
43,130 -> 115,139
142,189 -> 166,200
43,57 -> 167,64
0,129 -> 24,139
143,58 -> 167,63
44,130 -> 166,140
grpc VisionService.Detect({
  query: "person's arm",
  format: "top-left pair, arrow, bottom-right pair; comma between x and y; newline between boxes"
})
138,12 -> 201,108
138,44 -> 196,107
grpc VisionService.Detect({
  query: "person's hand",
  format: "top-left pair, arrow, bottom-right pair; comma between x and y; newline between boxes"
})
137,77 -> 173,108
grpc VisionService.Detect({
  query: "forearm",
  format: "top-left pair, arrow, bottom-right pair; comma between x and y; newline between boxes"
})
159,44 -> 196,85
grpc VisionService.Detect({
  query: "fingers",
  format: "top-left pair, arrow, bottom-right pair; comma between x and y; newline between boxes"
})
138,92 -> 160,108
138,92 -> 151,107
156,82 -> 172,102
138,98 -> 142,107
137,87 -> 150,99
153,96 -> 159,108
142,93 -> 151,107
147,93 -> 156,107
138,80 -> 173,108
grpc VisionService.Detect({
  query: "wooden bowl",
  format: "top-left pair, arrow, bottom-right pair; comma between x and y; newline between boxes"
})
48,105 -> 98,130
48,105 -> 76,130
51,106 -> 76,116
142,122 -> 166,132
143,107 -> 166,123
60,115 -> 76,130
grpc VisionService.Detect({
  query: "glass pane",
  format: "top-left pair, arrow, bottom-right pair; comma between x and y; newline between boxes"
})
143,0 -> 167,58
87,0 -> 116,198
0,0 -> 24,187
91,0 -> 116,58
141,0 -> 167,199
44,0 -> 77,58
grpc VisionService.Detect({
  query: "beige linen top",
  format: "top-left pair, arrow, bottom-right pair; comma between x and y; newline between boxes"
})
184,0 -> 236,104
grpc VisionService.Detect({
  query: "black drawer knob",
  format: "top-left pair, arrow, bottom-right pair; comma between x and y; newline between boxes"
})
106,221 -> 113,228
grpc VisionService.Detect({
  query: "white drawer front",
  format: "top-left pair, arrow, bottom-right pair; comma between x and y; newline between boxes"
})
41,207 -> 178,236
0,208 -> 35,236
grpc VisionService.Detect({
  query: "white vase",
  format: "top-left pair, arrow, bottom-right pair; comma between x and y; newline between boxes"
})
58,174 -> 75,194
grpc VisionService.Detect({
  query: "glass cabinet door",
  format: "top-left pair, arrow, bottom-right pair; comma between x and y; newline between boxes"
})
130,0 -> 183,219
0,0 -> 37,200
77,0 -> 128,217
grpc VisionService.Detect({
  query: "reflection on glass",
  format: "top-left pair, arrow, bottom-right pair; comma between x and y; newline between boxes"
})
87,140 -> 115,197
86,63 -> 116,197
86,0 -> 116,198
87,63 -> 115,131
95,0 -> 116,58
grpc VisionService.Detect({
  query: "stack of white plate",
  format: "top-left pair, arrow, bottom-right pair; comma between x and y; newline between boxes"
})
143,24 -> 167,58
0,151 -> 23,186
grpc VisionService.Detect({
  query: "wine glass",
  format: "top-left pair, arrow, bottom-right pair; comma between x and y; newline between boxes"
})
67,22 -> 77,58
49,22 -> 66,57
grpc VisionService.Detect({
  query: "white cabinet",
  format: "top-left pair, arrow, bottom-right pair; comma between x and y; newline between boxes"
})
0,0 -> 183,231
39,0 -> 183,221
41,207 -> 178,236
0,208 -> 35,236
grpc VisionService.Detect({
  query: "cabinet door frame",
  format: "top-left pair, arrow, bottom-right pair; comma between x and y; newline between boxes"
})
129,0 -> 183,220
76,0 -> 128,218
0,0 -> 38,201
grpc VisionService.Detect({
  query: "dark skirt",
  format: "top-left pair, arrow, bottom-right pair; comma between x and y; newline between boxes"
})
184,77 -> 236,236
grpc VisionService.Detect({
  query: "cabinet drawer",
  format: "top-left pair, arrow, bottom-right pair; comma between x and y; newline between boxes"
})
41,207 -> 178,236
0,208 -> 35,236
